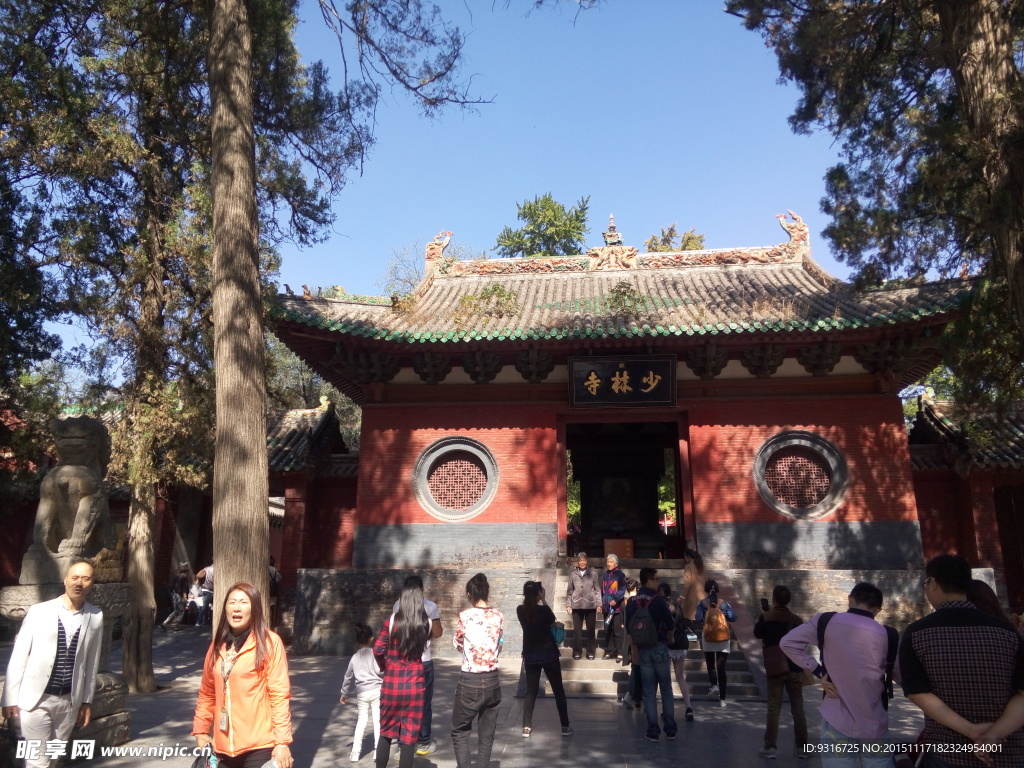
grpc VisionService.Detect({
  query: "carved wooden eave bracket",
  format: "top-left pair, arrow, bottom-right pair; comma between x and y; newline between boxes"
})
413,351 -> 453,384
797,341 -> 844,376
323,344 -> 400,385
853,336 -> 917,381
741,343 -> 787,379
514,348 -> 556,384
463,351 -> 503,384
685,342 -> 730,380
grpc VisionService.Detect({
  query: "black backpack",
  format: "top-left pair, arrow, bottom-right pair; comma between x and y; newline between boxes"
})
627,597 -> 659,649
817,611 -> 899,710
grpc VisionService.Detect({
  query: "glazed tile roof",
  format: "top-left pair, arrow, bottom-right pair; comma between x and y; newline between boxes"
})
267,406 -> 344,473
272,220 -> 966,345
909,399 -> 1024,471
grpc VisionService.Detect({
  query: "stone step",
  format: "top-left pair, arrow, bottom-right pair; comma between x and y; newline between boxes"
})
547,678 -> 763,699
556,654 -> 751,672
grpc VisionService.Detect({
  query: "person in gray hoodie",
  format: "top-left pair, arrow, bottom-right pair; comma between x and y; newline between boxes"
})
565,552 -> 601,660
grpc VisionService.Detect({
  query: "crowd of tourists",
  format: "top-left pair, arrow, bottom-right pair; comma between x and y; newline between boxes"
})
5,552 -> 1024,768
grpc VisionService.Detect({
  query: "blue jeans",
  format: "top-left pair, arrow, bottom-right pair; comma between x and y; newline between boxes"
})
820,718 -> 893,768
420,660 -> 434,744
638,644 -> 676,737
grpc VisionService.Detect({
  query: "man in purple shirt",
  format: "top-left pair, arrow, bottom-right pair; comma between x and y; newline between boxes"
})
781,583 -> 892,766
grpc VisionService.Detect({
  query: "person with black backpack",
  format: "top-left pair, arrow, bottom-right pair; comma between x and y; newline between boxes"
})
780,582 -> 897,767
624,568 -> 677,742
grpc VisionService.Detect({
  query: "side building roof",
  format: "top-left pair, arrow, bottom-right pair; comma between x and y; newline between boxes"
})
909,398 -> 1024,472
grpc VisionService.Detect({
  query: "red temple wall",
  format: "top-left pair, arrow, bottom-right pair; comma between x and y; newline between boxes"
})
912,470 -> 968,560
356,403 -> 560,526
688,394 -> 918,523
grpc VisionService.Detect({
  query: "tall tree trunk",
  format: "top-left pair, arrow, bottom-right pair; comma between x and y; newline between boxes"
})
937,0 -> 1024,340
208,0 -> 270,625
121,74 -> 171,693
123,482 -> 157,692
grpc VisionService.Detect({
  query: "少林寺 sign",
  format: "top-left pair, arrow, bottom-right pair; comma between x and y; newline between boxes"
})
568,355 -> 676,408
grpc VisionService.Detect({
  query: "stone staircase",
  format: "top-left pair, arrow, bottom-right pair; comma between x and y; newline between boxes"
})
539,563 -> 761,700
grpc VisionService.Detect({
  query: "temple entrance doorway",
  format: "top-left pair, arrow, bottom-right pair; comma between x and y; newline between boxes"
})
565,421 -> 683,559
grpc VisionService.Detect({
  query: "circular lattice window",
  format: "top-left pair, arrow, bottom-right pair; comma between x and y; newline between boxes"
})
753,431 -> 848,520
413,437 -> 499,521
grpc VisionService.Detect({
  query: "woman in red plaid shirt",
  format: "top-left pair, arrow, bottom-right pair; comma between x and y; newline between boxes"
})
373,581 -> 432,768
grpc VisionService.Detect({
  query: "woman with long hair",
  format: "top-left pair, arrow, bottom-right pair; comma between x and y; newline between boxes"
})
192,582 -> 293,768
680,548 -> 707,632
373,580 -> 431,768
517,581 -> 572,737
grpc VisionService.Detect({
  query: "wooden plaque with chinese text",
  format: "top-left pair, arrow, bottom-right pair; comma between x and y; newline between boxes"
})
568,355 -> 676,408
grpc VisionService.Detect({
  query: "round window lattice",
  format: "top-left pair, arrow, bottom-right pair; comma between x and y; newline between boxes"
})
413,437 -> 499,521
754,431 -> 848,520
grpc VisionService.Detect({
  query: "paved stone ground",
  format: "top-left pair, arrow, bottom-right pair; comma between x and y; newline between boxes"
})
2,626 -> 925,767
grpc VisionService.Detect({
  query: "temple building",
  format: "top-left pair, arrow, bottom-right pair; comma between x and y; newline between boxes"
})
268,212 -> 993,654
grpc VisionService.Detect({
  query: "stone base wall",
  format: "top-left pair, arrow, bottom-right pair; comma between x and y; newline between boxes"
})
724,567 -> 995,631
351,523 -> 558,570
294,566 -> 998,656
698,521 -> 925,571
293,567 -> 542,656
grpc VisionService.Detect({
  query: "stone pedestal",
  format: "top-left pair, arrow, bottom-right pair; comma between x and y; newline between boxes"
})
0,582 -> 132,748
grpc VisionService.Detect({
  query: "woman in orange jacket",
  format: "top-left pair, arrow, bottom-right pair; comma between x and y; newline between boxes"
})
193,582 -> 293,768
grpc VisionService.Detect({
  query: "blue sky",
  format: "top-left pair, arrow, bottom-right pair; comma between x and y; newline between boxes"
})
279,1 -> 852,297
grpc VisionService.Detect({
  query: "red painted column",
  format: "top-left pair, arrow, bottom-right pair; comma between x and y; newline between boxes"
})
970,472 -> 1005,576
281,478 -> 307,589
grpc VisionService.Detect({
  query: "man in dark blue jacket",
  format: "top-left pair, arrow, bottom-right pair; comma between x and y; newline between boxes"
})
625,567 -> 677,741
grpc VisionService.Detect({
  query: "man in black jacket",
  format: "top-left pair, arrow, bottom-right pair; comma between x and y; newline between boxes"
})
754,585 -> 809,759
625,567 -> 677,742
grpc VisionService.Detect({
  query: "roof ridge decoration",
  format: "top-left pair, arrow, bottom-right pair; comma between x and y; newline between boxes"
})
427,212 -> 813,279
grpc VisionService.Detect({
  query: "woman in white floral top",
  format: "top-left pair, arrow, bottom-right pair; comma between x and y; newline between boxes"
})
451,573 -> 503,768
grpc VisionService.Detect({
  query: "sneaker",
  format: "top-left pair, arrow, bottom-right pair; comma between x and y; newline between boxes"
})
796,746 -> 812,760
602,652 -> 615,660
350,752 -> 360,762
415,740 -> 436,755
586,654 -> 595,660
707,685 -> 720,699
719,699 -> 727,707
759,746 -> 777,758
666,732 -> 677,741
621,694 -> 634,708
685,707 -> 694,722
522,727 -> 531,738
572,654 -> 581,661
645,733 -> 659,743
561,726 -> 574,737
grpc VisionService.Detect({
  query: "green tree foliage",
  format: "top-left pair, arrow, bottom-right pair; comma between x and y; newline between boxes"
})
0,165 -> 58,392
725,1 -> 1024,408
644,224 -> 706,253
495,193 -> 590,258
2,0 -> 473,688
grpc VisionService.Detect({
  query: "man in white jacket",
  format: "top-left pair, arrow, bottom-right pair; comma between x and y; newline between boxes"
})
2,560 -> 104,768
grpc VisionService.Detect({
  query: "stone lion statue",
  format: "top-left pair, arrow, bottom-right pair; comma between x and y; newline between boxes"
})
20,416 -> 120,584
